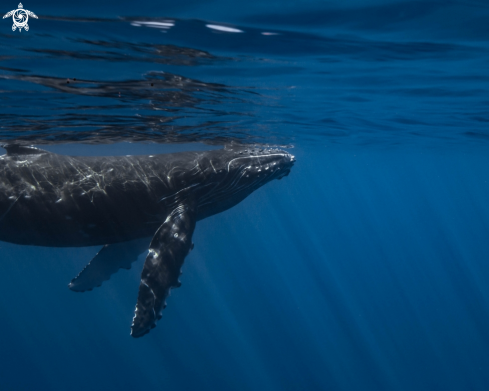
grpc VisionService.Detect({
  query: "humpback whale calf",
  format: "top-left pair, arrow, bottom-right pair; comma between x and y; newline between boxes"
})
0,144 -> 295,337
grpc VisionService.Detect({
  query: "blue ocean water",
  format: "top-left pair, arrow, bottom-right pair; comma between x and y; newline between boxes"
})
1,1 -> 489,390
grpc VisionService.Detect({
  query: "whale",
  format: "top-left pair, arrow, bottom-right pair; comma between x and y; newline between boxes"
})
0,144 -> 295,337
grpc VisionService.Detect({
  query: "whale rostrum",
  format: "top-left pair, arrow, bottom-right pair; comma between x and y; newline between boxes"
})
0,144 -> 295,337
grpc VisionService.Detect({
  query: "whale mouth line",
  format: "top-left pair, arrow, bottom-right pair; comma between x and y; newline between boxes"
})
277,169 -> 291,180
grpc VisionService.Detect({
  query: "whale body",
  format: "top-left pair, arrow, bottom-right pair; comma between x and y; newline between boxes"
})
0,144 -> 295,337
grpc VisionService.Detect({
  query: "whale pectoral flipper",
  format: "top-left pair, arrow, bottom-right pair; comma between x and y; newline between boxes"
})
131,204 -> 196,338
69,237 -> 150,292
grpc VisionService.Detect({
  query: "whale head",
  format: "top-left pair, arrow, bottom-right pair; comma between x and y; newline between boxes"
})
196,146 -> 295,218
225,146 -> 295,182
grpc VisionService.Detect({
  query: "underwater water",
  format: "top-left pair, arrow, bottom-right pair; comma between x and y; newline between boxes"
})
1,0 -> 489,390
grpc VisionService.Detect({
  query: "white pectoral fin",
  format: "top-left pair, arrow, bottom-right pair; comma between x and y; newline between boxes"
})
3,11 -> 13,19
69,237 -> 150,292
131,203 -> 196,338
27,11 -> 38,18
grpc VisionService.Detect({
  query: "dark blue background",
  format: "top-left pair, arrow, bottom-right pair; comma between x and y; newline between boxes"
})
0,144 -> 487,391
0,0 -> 488,390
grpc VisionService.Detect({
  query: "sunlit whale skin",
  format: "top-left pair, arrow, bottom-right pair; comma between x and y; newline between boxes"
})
0,144 -> 295,337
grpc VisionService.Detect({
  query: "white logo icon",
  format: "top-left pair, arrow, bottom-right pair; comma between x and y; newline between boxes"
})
3,3 -> 37,32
